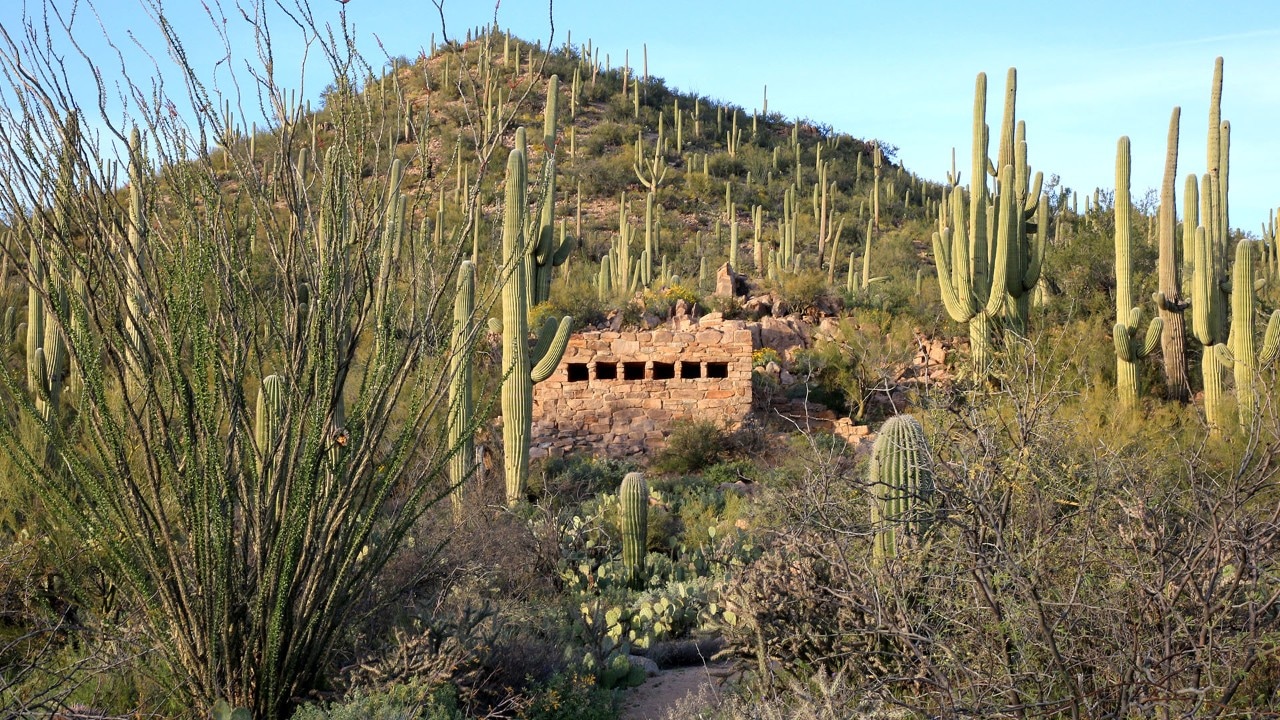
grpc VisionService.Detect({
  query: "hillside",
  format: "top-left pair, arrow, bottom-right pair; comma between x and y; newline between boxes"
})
3,17 -> 1280,720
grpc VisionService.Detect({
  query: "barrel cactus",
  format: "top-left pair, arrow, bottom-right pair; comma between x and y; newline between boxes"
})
869,415 -> 934,562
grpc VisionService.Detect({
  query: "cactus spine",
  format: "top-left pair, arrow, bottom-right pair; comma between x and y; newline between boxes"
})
870,415 -> 934,562
501,131 -> 572,506
448,261 -> 476,520
1113,137 -> 1162,408
620,471 -> 648,587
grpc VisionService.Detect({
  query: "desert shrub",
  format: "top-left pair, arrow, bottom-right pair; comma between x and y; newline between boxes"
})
707,152 -> 746,179
533,454 -> 635,505
772,270 -> 836,315
723,339 -> 1280,718
653,419 -> 731,475
574,150 -> 637,197
520,671 -> 618,720
291,681 -> 463,720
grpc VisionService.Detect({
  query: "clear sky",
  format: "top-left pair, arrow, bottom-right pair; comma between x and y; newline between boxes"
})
4,0 -> 1279,232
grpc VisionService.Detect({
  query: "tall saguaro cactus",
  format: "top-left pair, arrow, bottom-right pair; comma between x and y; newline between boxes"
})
255,375 -> 286,481
932,72 -> 1007,373
1153,108 -> 1190,402
1112,137 -> 1162,408
1190,57 -> 1233,431
502,132 -> 572,506
619,471 -> 649,588
448,261 -> 476,520
1215,241 -> 1280,428
993,69 -> 1046,335
870,415 -> 934,562
530,75 -> 573,308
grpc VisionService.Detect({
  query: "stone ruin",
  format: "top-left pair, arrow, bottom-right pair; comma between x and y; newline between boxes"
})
530,320 -> 754,458
529,302 -> 959,459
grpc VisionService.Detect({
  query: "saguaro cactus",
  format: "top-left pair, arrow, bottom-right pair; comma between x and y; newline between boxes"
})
1215,240 -> 1280,428
501,132 -> 572,506
1152,108 -> 1190,402
619,471 -> 648,587
1191,58 -> 1233,431
935,68 -> 1045,367
448,260 -> 476,520
255,375 -> 286,480
869,415 -> 934,562
530,75 -> 573,308
1113,137 -> 1162,408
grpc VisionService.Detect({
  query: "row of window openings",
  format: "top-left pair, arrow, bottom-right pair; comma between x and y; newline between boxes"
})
565,361 -> 730,382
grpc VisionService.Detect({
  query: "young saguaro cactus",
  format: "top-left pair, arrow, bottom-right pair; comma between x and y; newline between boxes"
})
1214,240 -> 1280,428
619,471 -> 649,588
501,131 -> 572,506
1113,137 -> 1162,408
255,375 -> 286,480
869,415 -> 934,562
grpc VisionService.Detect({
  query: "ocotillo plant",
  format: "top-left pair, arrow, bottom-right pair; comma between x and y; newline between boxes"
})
501,133 -> 572,506
1112,137 -> 1162,408
448,261 -> 476,521
1214,240 -> 1280,428
620,471 -> 648,588
869,415 -> 934,562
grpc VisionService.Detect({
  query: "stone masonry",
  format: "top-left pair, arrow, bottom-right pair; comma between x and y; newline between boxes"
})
531,320 -> 754,458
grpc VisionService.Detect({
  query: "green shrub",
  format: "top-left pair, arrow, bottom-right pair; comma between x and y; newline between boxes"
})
291,682 -> 463,720
521,671 -> 619,720
534,454 -> 635,505
653,420 -> 730,475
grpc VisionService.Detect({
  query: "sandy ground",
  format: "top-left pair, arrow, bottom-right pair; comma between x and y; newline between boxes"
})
617,660 -> 739,720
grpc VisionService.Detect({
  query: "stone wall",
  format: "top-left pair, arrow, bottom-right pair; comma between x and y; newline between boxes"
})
531,320 -> 754,458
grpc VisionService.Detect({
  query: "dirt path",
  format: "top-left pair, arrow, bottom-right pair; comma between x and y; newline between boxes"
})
617,660 -> 738,720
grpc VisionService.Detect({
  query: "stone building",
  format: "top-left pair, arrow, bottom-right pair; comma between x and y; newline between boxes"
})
530,320 -> 754,458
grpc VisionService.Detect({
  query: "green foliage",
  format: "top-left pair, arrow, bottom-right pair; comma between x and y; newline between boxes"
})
772,270 -> 836,314
652,419 -> 731,474
534,454 -> 635,505
290,682 -> 463,720
520,671 -> 619,719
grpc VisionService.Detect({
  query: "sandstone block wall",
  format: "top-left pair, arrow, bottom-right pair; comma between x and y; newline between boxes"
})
531,321 -> 754,458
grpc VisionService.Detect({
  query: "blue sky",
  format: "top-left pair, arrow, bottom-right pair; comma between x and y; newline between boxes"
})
4,0 -> 1279,231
